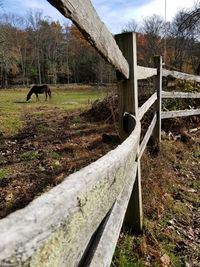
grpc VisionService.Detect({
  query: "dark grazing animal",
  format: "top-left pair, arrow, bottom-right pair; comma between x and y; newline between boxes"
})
26,85 -> 51,101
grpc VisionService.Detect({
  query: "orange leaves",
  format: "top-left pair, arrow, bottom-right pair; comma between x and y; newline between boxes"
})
69,24 -> 92,49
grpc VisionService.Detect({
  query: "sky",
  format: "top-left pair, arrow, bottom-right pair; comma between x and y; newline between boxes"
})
2,0 -> 195,33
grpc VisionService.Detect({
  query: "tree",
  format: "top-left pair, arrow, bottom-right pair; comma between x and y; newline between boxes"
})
120,5 -> 200,74
122,19 -> 138,33
26,10 -> 44,84
0,10 -> 115,86
168,8 -> 199,73
38,20 -> 64,84
67,24 -> 114,83
177,1 -> 200,74
178,1 -> 200,31
140,15 -> 165,66
0,13 -> 24,87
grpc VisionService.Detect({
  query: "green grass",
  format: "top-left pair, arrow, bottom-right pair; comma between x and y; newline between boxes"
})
0,168 -> 9,180
19,151 -> 40,161
49,151 -> 61,160
0,86 -> 107,135
193,146 -> 200,159
112,234 -> 147,267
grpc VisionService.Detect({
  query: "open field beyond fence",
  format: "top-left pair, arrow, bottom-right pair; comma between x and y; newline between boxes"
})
0,85 -> 109,135
0,85 -> 118,220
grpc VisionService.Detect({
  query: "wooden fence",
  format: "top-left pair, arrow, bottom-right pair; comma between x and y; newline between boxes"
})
0,1 -> 200,266
162,69 -> 200,119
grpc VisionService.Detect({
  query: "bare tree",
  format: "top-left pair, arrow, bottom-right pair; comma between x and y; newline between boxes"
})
175,2 -> 200,74
167,5 -> 200,73
178,1 -> 200,31
26,10 -> 43,84
140,15 -> 165,66
122,19 -> 138,33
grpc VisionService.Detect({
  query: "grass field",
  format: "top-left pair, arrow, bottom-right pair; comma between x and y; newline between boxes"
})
0,85 -> 108,135
0,84 -> 117,219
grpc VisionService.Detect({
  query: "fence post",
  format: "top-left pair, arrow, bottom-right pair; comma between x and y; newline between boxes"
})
115,32 -> 143,234
153,55 -> 162,148
115,32 -> 138,139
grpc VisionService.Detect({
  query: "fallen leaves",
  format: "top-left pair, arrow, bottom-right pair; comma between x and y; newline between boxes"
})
160,254 -> 171,267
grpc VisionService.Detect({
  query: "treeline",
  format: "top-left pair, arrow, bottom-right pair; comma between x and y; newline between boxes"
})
0,11 -> 114,87
0,2 -> 199,87
123,2 -> 200,74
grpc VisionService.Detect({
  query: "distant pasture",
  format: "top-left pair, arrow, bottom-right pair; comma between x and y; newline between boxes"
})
0,85 -> 109,135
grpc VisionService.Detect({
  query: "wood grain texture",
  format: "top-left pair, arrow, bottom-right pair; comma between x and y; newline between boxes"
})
115,32 -> 138,139
138,92 -> 157,120
138,113 -> 157,159
115,33 -> 143,233
0,119 -> 141,267
124,158 -> 143,234
162,109 -> 200,119
47,0 -> 129,78
163,69 -> 200,82
162,91 -> 200,98
137,66 -> 157,80
86,163 -> 138,267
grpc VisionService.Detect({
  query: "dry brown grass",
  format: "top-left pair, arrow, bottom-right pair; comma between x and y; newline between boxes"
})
113,133 -> 200,267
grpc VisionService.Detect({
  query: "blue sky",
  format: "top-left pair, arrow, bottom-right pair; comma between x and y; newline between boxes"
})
2,0 -> 195,33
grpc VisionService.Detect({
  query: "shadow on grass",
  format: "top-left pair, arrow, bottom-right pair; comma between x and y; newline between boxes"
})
13,101 -> 29,104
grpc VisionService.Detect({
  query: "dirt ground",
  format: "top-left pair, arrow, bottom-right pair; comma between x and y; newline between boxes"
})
0,93 -> 200,266
0,106 -> 118,219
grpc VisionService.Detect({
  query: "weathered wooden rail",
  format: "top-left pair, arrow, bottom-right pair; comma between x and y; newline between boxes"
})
0,120 -> 140,266
163,68 -> 200,82
162,69 -> 200,119
0,1 -> 200,266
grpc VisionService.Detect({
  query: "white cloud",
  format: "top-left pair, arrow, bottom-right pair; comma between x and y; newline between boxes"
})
92,0 -> 195,33
3,0 -> 196,33
135,0 -> 195,21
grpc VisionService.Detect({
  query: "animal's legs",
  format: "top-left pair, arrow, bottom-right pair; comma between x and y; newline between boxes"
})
48,90 -> 51,99
35,93 -> 39,101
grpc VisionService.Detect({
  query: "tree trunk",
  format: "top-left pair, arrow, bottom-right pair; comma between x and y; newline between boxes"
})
37,50 -> 42,84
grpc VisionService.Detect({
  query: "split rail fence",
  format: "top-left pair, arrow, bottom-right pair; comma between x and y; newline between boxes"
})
0,1 -> 200,266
